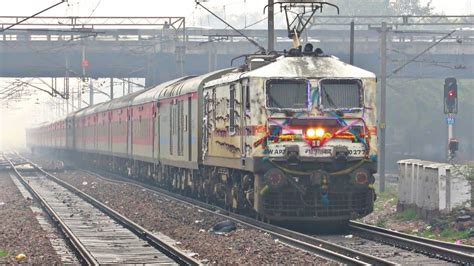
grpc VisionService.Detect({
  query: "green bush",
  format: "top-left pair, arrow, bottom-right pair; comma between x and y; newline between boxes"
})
440,228 -> 471,240
0,250 -> 7,257
397,207 -> 419,221
376,218 -> 387,228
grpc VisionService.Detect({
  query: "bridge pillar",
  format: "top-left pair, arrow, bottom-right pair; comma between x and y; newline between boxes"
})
208,39 -> 217,72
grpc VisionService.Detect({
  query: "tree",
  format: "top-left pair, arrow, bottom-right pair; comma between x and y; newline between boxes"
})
328,0 -> 391,15
327,0 -> 434,16
389,0 -> 434,15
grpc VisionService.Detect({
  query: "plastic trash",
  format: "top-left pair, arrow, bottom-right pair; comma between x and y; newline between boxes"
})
15,253 -> 26,261
210,220 -> 237,235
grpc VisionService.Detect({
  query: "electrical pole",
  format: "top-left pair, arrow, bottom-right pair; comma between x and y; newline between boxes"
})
350,21 -> 355,65
268,0 -> 275,52
110,78 -> 114,100
379,22 -> 388,193
80,44 -> 86,109
89,80 -> 94,105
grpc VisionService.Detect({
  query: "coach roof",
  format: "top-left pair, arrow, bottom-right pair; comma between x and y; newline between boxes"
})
132,76 -> 195,106
155,69 -> 233,100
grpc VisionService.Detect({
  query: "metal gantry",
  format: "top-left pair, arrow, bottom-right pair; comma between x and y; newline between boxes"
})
312,15 -> 474,26
0,16 -> 186,30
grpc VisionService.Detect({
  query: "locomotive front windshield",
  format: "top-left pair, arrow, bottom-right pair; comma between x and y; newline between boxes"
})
320,79 -> 362,109
266,79 -> 308,110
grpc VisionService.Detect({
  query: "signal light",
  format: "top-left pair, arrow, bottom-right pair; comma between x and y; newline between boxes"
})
444,77 -> 458,114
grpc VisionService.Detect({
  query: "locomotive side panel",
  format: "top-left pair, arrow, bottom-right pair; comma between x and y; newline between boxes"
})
202,77 -> 268,172
363,78 -> 378,158
202,82 -> 245,169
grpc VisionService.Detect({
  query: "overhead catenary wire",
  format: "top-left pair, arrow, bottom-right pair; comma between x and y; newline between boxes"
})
388,30 -> 457,78
195,1 -> 266,53
0,0 -> 67,32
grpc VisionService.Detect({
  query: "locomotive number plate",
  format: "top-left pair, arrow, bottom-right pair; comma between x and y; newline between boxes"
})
348,149 -> 365,156
303,148 -> 333,157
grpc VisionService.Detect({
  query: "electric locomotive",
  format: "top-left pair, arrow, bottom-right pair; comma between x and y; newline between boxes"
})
200,49 -> 377,222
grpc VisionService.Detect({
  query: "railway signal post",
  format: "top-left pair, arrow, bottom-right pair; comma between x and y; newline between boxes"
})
444,77 -> 459,161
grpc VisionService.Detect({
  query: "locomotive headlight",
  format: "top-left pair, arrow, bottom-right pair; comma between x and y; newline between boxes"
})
306,127 -> 325,139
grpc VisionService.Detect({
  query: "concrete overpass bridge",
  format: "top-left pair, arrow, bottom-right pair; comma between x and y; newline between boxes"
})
0,15 -> 473,88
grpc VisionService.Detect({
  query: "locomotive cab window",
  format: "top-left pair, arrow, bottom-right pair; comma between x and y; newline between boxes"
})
319,79 -> 362,110
266,79 -> 309,110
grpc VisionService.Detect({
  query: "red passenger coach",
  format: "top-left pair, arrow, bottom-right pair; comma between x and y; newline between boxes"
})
110,106 -> 128,156
96,105 -> 111,154
130,102 -> 155,162
107,91 -> 139,158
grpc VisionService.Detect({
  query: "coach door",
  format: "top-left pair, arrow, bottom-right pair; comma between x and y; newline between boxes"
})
108,111 -> 112,153
187,95 -> 192,162
127,107 -> 132,157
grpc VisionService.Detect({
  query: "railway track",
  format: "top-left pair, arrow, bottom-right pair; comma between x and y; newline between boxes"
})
5,153 -> 199,265
77,166 -> 474,265
20,154 -> 474,265
68,168 -> 388,265
348,221 -> 474,264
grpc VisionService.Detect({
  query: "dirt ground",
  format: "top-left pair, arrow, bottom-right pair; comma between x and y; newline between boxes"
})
0,172 -> 61,264
361,181 -> 473,246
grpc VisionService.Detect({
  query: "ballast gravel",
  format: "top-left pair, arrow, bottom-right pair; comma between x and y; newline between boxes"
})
53,169 -> 334,265
0,172 -> 62,264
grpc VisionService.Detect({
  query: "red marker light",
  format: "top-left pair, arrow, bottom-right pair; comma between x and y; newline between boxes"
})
448,90 -> 456,97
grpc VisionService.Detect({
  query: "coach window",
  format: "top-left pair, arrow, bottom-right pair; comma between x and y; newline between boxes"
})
229,84 -> 236,135
245,84 -> 250,114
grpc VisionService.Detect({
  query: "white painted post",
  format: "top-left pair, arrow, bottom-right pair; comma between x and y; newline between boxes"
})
446,169 -> 451,212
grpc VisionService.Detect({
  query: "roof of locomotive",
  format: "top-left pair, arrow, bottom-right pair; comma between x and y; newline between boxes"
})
204,55 -> 375,87
245,55 -> 375,79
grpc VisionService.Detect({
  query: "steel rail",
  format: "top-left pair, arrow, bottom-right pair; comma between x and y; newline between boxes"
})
10,154 -> 200,266
78,168 -> 397,266
349,221 -> 474,264
5,156 -> 98,266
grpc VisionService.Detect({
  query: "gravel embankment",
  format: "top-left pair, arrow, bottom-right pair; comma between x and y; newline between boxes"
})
0,172 -> 61,264
54,169 -> 334,264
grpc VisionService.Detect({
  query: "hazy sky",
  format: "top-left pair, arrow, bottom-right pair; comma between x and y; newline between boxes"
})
0,0 -> 471,20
